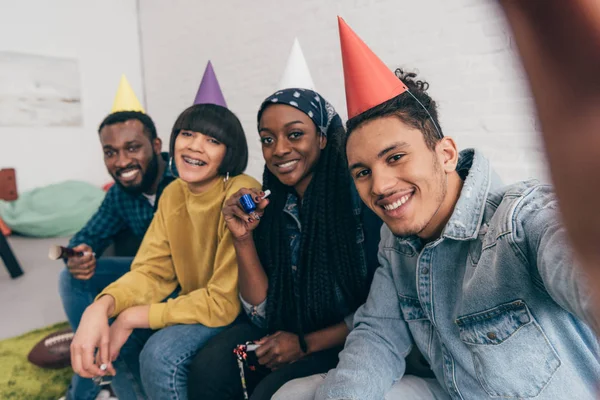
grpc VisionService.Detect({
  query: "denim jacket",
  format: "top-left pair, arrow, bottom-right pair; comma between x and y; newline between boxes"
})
317,149 -> 600,400
241,184 -> 381,330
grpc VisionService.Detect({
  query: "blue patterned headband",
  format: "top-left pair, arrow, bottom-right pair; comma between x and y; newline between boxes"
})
257,88 -> 342,137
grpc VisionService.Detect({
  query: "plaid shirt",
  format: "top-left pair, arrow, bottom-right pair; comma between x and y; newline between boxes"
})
68,152 -> 175,255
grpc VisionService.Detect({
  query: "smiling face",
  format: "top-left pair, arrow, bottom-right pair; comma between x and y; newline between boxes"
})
347,115 -> 459,239
258,104 -> 326,197
100,119 -> 161,195
173,130 -> 226,193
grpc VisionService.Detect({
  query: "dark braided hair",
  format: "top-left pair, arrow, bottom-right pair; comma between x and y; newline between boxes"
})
347,69 -> 443,149
254,117 -> 370,340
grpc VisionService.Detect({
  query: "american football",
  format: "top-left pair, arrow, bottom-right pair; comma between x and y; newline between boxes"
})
28,328 -> 73,369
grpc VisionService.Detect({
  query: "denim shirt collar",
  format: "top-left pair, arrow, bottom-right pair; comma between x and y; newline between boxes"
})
442,148 -> 491,241
283,192 -> 301,231
282,181 -> 364,225
394,149 -> 491,252
280,185 -> 366,245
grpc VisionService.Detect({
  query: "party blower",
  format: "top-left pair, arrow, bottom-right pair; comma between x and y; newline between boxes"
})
47,245 -> 91,261
239,190 -> 271,220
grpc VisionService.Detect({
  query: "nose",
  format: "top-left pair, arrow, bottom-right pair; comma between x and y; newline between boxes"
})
273,138 -> 292,157
371,167 -> 397,197
115,151 -> 132,168
187,136 -> 205,153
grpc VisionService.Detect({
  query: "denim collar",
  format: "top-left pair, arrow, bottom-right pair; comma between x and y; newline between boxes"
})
283,192 -> 302,231
393,148 -> 491,251
442,148 -> 491,241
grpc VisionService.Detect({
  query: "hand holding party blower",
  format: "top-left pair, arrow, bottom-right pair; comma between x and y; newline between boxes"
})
239,190 -> 271,219
47,245 -> 91,260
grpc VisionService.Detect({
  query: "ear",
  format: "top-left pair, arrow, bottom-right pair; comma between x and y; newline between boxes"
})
319,134 -> 327,150
435,137 -> 459,173
152,137 -> 162,155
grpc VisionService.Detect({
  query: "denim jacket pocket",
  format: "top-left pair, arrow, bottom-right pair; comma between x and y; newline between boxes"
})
456,300 -> 561,398
399,294 -> 432,356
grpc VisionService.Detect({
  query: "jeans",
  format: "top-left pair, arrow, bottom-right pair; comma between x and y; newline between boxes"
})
111,323 -> 225,400
58,257 -> 133,400
273,374 -> 450,400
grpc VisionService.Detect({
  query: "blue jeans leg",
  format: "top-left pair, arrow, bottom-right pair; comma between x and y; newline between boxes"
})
110,328 -> 155,400
58,256 -> 133,400
98,290 -> 181,400
117,324 -> 224,400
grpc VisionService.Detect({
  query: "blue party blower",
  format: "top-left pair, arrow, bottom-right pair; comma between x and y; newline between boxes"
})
239,190 -> 271,215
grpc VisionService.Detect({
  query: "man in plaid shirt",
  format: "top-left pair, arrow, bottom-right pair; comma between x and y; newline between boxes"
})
58,111 -> 175,400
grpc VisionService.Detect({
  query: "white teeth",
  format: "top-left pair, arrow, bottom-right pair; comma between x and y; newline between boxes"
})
383,194 -> 411,211
278,160 -> 298,168
183,156 -> 205,166
120,169 -> 139,178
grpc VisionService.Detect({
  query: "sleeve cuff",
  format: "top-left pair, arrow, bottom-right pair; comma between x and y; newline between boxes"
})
148,303 -> 167,330
344,313 -> 355,330
239,294 -> 267,328
239,294 -> 267,318
95,291 -> 126,318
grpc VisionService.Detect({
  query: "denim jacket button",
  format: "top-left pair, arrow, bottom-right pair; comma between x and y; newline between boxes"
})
421,267 -> 430,275
519,314 -> 529,324
487,332 -> 497,340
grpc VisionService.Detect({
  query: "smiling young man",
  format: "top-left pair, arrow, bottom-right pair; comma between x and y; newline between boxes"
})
307,18 -> 600,400
58,110 -> 175,400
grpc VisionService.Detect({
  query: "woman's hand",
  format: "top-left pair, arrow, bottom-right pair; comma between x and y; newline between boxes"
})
108,305 -> 150,361
70,297 -> 116,378
108,314 -> 134,362
222,188 -> 269,241
255,331 -> 307,370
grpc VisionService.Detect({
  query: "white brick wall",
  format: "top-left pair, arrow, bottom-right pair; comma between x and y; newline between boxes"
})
138,0 -> 547,185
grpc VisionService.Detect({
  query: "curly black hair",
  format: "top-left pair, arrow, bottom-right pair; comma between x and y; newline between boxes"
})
253,120 -> 370,344
346,69 -> 443,149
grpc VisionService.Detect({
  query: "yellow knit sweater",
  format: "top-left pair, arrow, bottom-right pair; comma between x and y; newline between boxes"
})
99,174 -> 261,329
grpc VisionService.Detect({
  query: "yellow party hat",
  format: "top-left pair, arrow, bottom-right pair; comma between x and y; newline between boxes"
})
111,75 -> 145,113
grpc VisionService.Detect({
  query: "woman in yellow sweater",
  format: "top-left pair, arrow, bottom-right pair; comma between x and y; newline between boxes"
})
69,103 -> 261,400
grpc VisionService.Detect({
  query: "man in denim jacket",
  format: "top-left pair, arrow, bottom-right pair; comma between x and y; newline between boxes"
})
277,19 -> 600,400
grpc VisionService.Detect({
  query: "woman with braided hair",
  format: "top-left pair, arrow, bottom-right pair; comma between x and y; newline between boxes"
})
187,88 -> 382,400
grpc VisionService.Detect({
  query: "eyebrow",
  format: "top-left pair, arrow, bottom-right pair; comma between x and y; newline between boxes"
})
377,141 -> 409,158
284,120 -> 304,127
259,120 -> 305,134
103,140 -> 140,150
348,141 -> 410,170
348,161 -> 366,171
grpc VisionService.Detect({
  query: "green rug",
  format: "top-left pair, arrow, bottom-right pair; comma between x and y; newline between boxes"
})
0,322 -> 72,400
